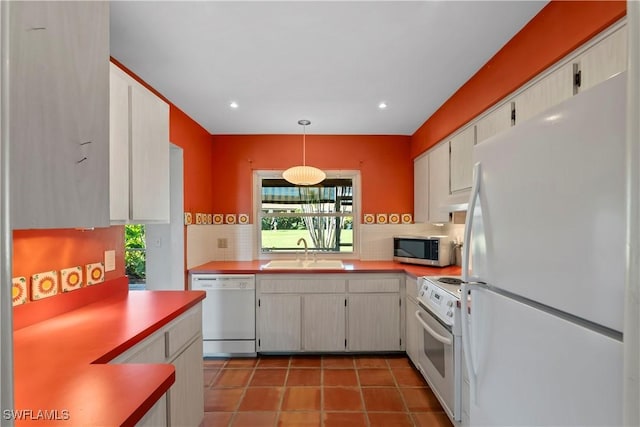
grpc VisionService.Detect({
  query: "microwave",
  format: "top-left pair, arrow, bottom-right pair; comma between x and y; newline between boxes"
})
393,236 -> 451,267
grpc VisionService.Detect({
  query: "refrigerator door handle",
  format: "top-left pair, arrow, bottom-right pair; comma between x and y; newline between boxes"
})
415,310 -> 453,345
462,162 -> 481,283
461,281 -> 488,405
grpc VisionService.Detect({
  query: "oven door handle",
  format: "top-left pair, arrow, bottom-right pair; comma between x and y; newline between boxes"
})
415,310 -> 452,345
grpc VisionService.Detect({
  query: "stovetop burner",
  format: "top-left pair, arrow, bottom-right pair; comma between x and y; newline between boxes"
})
437,277 -> 463,286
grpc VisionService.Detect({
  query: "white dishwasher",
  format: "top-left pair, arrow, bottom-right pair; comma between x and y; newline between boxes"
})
191,274 -> 256,357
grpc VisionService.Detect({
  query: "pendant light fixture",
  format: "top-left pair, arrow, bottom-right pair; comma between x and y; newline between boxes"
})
282,119 -> 326,185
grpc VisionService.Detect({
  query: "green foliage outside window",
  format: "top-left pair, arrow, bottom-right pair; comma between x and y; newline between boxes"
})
125,224 -> 146,282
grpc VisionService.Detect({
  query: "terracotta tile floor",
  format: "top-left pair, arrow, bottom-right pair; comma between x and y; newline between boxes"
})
202,355 -> 453,427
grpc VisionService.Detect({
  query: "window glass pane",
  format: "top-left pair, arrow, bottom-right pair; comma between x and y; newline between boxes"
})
261,179 -> 353,214
261,216 -> 353,253
260,178 -> 354,253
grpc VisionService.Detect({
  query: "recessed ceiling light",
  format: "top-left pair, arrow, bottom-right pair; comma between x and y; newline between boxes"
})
378,102 -> 388,109
229,101 -> 239,109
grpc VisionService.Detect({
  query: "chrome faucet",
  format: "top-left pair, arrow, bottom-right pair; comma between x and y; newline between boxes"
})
297,237 -> 309,261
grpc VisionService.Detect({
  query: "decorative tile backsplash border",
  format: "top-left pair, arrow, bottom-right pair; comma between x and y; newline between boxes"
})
363,213 -> 412,224
13,261 -> 106,306
185,212 -> 251,225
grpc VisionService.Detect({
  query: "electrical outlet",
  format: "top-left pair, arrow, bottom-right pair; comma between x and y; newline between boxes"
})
217,238 -> 228,249
104,250 -> 116,272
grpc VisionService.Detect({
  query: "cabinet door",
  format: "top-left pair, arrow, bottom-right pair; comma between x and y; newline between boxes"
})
347,294 -> 401,351
302,294 -> 346,352
513,63 -> 574,125
168,339 -> 204,427
130,82 -> 170,223
450,126 -> 475,194
137,394 -> 167,427
413,154 -> 429,223
405,297 -> 421,367
109,65 -> 131,222
258,295 -> 301,351
578,26 -> 627,92
428,143 -> 450,223
10,1 -> 109,229
476,102 -> 513,145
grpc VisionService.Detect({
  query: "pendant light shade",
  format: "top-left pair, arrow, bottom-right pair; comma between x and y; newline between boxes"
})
283,120 -> 326,186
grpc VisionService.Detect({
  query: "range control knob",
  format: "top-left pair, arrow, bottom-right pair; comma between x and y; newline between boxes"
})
446,300 -> 454,307
419,290 -> 425,297
447,310 -> 454,318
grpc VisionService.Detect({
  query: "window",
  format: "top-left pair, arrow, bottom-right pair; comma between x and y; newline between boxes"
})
258,173 -> 357,255
125,224 -> 146,289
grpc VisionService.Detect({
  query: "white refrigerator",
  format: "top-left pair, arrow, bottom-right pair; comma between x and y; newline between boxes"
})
461,72 -> 626,426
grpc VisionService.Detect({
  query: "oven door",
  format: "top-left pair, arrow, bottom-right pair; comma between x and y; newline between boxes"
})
415,304 -> 456,420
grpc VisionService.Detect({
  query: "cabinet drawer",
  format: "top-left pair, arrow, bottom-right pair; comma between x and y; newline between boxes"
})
166,305 -> 202,359
348,278 -> 400,293
110,330 -> 166,364
260,278 -> 346,293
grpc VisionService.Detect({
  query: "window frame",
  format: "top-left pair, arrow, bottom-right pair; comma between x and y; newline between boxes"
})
254,170 -> 361,259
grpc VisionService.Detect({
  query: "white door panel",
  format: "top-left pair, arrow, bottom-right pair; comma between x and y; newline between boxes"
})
471,73 -> 626,331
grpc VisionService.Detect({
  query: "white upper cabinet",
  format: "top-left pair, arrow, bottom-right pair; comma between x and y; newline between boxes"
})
476,102 -> 513,145
449,126 -> 475,194
413,154 -> 429,223
577,25 -> 627,92
513,62 -> 575,125
109,64 -> 170,224
428,142 -> 450,223
10,1 -> 110,229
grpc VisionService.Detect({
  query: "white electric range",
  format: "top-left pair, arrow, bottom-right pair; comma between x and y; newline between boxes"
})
415,276 -> 463,424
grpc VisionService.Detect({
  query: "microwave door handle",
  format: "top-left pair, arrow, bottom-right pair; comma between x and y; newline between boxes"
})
414,310 -> 452,345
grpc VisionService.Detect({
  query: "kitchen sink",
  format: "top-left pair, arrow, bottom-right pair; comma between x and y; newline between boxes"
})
262,259 -> 345,270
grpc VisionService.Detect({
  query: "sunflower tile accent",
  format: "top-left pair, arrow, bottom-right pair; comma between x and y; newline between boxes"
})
401,213 -> 413,224
206,214 -> 213,224
376,213 -> 388,224
363,214 -> 375,224
238,213 -> 249,224
61,266 -> 83,292
86,262 -> 105,286
184,212 -> 193,225
225,214 -> 237,224
213,214 -> 224,225
12,277 -> 28,306
389,213 -> 401,224
195,213 -> 203,225
31,271 -> 58,300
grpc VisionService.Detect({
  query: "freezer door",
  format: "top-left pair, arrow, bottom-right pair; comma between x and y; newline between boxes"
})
468,289 -> 622,426
470,73 -> 626,332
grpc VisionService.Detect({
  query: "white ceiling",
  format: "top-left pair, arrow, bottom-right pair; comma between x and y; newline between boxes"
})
110,1 -> 548,135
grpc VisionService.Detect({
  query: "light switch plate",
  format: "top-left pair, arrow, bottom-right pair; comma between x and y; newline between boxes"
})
104,250 -> 116,272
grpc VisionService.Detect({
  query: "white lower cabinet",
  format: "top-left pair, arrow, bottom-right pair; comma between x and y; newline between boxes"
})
405,275 -> 422,370
110,304 -> 203,426
256,274 -> 403,353
302,294 -> 346,351
347,293 -> 401,351
258,294 -> 302,351
168,337 -> 204,427
137,394 -> 167,427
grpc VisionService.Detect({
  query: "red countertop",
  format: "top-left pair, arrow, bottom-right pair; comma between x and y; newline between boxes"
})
189,260 -> 461,278
12,279 -> 205,426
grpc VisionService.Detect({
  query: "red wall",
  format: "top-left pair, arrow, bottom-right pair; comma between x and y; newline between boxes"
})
211,134 -> 413,220
411,0 -> 627,158
169,106 -> 215,214
13,227 -> 125,283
